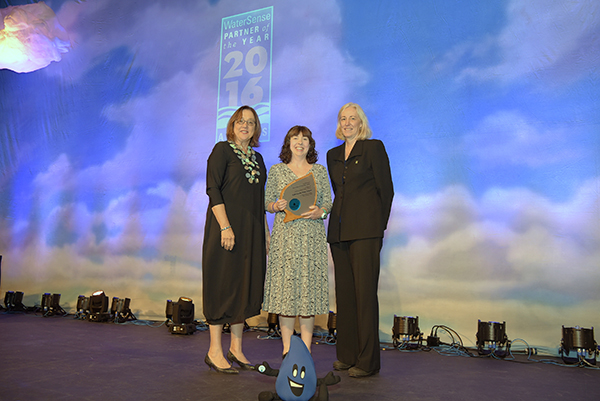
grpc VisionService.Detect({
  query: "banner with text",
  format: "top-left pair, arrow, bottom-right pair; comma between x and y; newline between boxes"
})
216,6 -> 273,143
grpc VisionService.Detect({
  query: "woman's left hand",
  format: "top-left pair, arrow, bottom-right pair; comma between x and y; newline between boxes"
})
302,205 -> 322,220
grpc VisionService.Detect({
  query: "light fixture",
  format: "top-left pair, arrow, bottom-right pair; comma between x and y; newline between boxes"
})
75,295 -> 89,319
110,297 -> 136,323
165,299 -> 174,320
476,320 -> 510,357
40,293 -> 66,317
166,297 -> 196,334
88,290 -> 110,322
560,326 -> 598,366
267,312 -> 280,337
4,291 -> 26,312
392,315 -> 422,348
327,311 -> 337,344
0,3 -> 71,73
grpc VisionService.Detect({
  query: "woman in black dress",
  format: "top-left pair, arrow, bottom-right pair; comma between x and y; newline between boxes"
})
202,105 -> 268,374
327,102 -> 394,378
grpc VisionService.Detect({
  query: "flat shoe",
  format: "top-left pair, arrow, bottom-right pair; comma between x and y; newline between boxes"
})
348,366 -> 378,378
333,360 -> 352,371
227,350 -> 256,371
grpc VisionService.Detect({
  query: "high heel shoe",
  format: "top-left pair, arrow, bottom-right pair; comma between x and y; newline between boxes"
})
227,350 -> 256,371
205,354 -> 238,374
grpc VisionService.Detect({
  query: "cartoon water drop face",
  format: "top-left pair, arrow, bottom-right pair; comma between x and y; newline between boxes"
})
257,334 -> 340,401
288,364 -> 306,396
275,336 -> 317,401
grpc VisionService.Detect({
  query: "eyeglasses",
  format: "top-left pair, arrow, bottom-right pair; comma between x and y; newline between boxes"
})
235,118 -> 256,127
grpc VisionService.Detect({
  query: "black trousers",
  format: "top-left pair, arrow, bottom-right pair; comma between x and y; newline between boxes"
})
330,238 -> 382,372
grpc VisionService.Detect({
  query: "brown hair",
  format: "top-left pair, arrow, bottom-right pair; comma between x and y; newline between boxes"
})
279,125 -> 318,164
225,105 -> 262,147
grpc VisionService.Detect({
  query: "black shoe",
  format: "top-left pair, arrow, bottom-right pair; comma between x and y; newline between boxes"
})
333,360 -> 352,371
205,354 -> 238,374
227,350 -> 256,371
348,366 -> 379,378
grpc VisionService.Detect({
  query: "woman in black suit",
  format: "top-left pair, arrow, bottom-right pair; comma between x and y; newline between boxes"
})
327,102 -> 394,378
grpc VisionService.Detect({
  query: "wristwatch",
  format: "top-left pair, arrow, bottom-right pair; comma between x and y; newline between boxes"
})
320,210 -> 327,219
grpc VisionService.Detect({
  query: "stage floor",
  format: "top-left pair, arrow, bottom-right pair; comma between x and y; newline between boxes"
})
1,313 -> 598,401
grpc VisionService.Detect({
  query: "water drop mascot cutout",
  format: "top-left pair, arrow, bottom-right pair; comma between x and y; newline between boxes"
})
257,335 -> 341,401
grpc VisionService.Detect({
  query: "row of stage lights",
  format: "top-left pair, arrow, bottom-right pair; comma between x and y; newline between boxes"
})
3,290 -> 137,323
76,292 -> 200,332
74,292 -> 198,334
246,310 -> 599,367
3,290 -> 67,317
74,291 -> 137,323
3,290 -> 598,365
389,315 -> 599,367
2,290 -> 199,335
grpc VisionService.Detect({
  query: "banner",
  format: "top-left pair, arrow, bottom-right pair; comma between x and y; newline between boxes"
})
216,6 -> 273,143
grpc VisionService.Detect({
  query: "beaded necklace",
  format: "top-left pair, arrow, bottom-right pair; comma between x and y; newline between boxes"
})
228,141 -> 261,184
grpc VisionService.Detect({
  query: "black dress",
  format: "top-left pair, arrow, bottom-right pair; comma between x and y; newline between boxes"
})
202,141 -> 267,325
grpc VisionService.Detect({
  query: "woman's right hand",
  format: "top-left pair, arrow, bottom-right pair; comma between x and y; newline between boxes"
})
221,228 -> 235,251
272,199 -> 288,212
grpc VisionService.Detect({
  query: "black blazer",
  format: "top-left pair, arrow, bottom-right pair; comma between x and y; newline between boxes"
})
327,139 -> 394,243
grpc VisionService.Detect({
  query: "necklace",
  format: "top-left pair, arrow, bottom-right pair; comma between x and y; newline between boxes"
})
229,141 -> 261,184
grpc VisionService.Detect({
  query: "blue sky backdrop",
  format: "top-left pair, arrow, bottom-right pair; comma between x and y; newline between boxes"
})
1,0 -> 598,350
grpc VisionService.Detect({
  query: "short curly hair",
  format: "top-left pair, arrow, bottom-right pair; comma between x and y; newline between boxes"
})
278,125 -> 318,164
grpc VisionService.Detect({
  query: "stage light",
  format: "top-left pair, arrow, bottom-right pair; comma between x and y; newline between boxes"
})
173,297 -> 194,324
392,315 -> 423,348
110,297 -> 136,323
4,291 -> 26,312
560,326 -> 598,366
88,290 -> 110,322
267,312 -> 280,337
167,297 -> 196,334
90,290 -> 107,313
327,311 -> 337,343
165,299 -> 174,320
110,297 -> 119,315
40,293 -> 66,317
42,293 -> 52,311
476,320 -> 510,357
115,298 -> 130,315
0,3 -> 70,73
75,295 -> 89,319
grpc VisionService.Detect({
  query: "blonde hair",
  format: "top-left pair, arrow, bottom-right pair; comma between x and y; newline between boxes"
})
335,102 -> 372,141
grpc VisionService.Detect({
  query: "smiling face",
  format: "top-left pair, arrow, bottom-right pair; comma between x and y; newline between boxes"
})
275,335 -> 317,401
339,106 -> 362,142
287,363 -> 307,397
289,133 -> 310,160
278,126 -> 318,164
232,109 -> 256,147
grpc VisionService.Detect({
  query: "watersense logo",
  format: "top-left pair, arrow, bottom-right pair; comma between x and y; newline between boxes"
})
216,7 -> 273,143
222,12 -> 271,30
